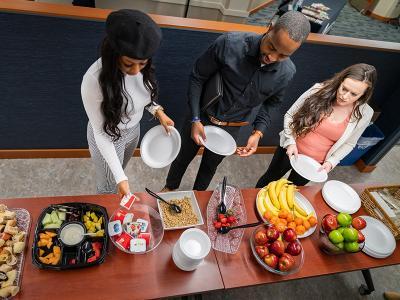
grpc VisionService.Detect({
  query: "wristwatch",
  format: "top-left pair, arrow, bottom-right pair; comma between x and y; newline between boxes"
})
252,129 -> 263,139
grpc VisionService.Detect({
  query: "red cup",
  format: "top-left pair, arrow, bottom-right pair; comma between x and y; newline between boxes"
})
113,209 -> 127,223
138,232 -> 151,247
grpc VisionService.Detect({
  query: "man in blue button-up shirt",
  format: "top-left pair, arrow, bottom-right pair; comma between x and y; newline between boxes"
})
163,11 -> 311,191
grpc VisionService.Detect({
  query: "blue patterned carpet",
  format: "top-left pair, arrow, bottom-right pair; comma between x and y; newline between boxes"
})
247,1 -> 400,43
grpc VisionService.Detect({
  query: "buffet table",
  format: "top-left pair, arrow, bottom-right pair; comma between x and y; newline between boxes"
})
3,184 -> 400,299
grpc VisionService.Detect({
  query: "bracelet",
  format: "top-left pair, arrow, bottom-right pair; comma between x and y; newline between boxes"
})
252,129 -> 263,139
191,117 -> 201,123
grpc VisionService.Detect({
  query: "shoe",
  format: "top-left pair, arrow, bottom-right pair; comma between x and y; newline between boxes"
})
384,291 -> 400,300
160,186 -> 176,193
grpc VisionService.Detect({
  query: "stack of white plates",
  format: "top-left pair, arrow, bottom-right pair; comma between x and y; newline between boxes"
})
361,215 -> 396,259
322,180 -> 361,214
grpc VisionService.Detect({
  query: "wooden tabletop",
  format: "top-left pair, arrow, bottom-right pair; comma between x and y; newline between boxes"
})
3,184 -> 400,299
5,193 -> 223,300
208,185 -> 400,289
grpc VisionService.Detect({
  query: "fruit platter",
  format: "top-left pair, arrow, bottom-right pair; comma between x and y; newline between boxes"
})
250,224 -> 304,275
32,203 -> 109,270
108,204 -> 164,254
319,212 -> 366,254
0,204 -> 30,298
256,179 -> 317,238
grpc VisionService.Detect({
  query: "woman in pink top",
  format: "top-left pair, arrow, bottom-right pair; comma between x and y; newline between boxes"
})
256,63 -> 377,187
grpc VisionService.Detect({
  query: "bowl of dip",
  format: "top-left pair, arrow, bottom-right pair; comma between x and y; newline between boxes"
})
59,222 -> 85,246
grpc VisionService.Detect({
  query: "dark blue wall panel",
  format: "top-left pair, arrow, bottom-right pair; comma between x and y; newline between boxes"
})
0,12 -> 399,149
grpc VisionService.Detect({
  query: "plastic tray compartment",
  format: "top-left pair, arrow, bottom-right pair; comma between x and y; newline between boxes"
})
32,202 -> 109,270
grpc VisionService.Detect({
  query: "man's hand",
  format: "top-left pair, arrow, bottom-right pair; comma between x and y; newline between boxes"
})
236,133 -> 260,157
156,109 -> 175,134
191,121 -> 206,145
117,180 -> 130,197
318,161 -> 333,173
286,144 -> 298,159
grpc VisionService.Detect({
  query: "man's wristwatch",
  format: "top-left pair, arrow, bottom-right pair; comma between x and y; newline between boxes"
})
252,129 -> 263,139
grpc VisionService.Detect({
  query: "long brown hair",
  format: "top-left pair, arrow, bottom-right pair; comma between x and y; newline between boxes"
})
290,63 -> 377,137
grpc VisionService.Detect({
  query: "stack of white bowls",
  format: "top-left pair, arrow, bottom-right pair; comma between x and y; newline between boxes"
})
172,228 -> 211,271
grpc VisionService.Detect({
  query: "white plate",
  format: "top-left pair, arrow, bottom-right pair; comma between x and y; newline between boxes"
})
199,126 -> 237,156
156,190 -> 204,230
322,180 -> 361,214
290,154 -> 328,183
361,215 -> 396,258
140,125 -> 181,168
255,190 -> 317,239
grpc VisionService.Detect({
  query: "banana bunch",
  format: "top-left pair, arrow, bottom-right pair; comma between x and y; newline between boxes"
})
256,178 -> 310,220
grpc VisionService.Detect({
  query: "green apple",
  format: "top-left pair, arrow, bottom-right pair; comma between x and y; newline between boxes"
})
343,228 -> 358,242
329,230 -> 344,244
344,241 -> 359,253
336,242 -> 344,250
337,213 -> 352,227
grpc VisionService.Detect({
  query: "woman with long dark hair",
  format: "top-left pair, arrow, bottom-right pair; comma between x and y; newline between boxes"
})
81,9 -> 174,196
256,63 -> 377,187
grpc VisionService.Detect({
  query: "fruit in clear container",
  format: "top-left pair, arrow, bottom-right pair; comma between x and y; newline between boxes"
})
321,214 -> 338,232
336,213 -> 352,227
255,230 -> 269,245
269,240 -> 285,257
342,227 -> 358,242
278,253 -> 295,271
255,245 -> 269,259
282,228 -> 297,243
344,241 -> 359,253
357,231 -> 365,243
264,253 -> 279,269
285,241 -> 302,256
352,217 -> 367,230
328,230 -> 344,244
266,226 -> 280,242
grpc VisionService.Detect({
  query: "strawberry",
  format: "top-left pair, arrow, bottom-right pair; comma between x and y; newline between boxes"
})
218,214 -> 226,221
214,222 -> 222,229
220,217 -> 228,224
227,216 -> 236,223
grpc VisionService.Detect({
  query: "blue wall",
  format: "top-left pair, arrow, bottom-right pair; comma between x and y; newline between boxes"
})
1,12 -> 399,149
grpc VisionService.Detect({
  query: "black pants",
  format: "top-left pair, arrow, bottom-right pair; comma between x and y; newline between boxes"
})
256,146 -> 309,187
165,115 -> 240,191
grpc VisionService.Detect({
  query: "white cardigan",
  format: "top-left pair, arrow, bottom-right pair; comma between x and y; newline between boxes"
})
279,83 -> 374,168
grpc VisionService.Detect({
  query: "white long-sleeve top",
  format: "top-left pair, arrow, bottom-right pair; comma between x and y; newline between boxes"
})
279,83 -> 374,168
81,58 -> 160,184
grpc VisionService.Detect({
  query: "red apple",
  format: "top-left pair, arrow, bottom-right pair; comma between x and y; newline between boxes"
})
285,241 -> 302,256
322,214 -> 338,232
279,253 -> 295,272
352,217 -> 367,230
357,231 -> 365,243
255,245 -> 269,259
264,253 -> 279,269
254,230 -> 268,245
266,226 -> 280,242
282,228 -> 297,243
269,240 -> 285,257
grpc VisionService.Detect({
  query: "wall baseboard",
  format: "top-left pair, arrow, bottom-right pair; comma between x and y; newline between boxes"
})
0,146 -> 278,159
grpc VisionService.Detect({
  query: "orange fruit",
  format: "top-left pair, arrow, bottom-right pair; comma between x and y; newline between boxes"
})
279,218 -> 287,226
295,225 -> 306,235
270,216 -> 279,225
294,217 -> 303,226
286,213 -> 294,223
276,223 -> 286,233
303,220 -> 311,230
288,222 -> 296,230
278,210 -> 289,219
263,211 -> 272,221
308,216 -> 317,227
